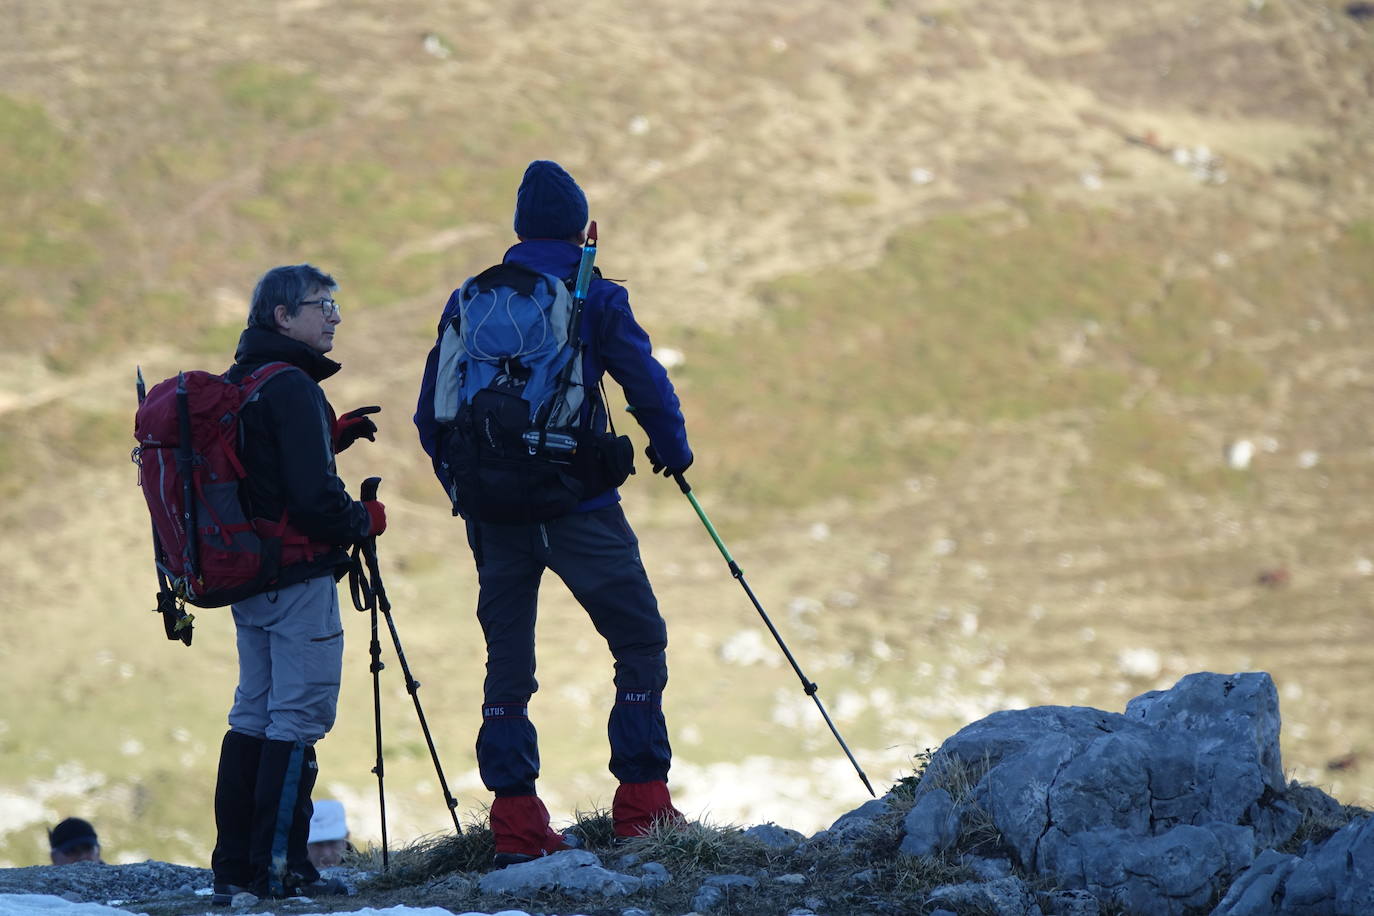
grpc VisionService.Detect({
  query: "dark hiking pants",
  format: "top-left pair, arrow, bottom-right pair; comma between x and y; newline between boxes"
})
467,503 -> 672,796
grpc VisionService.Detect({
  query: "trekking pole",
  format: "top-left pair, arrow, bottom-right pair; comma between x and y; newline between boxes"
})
545,221 -> 598,427
669,471 -> 876,797
354,478 -> 465,840
134,367 -> 193,646
348,505 -> 390,869
173,373 -> 201,587
368,587 -> 389,870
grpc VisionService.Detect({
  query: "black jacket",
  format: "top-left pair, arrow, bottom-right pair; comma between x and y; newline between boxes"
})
227,326 -> 370,590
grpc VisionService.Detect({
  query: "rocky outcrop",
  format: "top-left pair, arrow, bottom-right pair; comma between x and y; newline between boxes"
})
1212,815 -> 1374,915
900,671 -> 1369,915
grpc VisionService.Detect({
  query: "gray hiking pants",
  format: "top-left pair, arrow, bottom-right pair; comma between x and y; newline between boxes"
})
228,577 -> 343,743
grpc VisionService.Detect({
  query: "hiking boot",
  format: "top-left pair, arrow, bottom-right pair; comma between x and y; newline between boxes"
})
210,883 -> 251,907
288,875 -> 351,898
491,830 -> 583,867
612,780 -> 685,838
246,872 -> 351,901
490,795 -> 573,866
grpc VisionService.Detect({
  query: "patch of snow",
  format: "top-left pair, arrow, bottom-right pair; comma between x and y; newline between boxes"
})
1117,648 -> 1163,679
719,629 -> 780,667
421,35 -> 452,59
1226,439 -> 1254,469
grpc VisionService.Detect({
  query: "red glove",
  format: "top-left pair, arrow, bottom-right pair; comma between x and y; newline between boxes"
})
364,500 -> 387,536
333,406 -> 380,453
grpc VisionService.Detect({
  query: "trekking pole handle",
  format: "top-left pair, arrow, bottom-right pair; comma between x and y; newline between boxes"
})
358,476 -> 391,613
672,471 -> 691,495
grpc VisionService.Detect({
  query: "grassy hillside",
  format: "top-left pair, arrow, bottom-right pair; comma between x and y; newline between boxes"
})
1,0 -> 1372,867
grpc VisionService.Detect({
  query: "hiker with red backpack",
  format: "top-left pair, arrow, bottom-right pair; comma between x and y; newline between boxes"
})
414,160 -> 694,865
188,264 -> 384,902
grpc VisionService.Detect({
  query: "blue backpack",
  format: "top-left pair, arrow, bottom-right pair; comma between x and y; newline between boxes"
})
432,262 -> 625,522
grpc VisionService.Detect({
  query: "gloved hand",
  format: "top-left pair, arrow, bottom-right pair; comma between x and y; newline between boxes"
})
333,406 -> 381,453
364,500 -> 387,537
645,445 -> 693,478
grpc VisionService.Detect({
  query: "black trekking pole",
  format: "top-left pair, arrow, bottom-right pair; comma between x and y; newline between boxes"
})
348,493 -> 390,869
669,471 -> 876,797
135,366 -> 193,646
351,478 -> 465,852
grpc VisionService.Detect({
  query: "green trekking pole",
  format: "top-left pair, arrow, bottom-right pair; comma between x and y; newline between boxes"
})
668,470 -> 876,797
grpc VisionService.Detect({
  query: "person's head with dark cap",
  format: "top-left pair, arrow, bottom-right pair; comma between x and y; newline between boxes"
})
513,160 -> 589,242
49,817 -> 102,865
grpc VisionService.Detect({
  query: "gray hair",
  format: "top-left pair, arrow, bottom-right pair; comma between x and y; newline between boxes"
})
247,264 -> 337,330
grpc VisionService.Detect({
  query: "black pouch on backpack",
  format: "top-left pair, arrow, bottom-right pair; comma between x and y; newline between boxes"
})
587,432 -> 635,492
442,388 -> 587,524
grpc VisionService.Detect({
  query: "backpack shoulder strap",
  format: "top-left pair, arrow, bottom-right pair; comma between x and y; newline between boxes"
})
233,361 -> 302,402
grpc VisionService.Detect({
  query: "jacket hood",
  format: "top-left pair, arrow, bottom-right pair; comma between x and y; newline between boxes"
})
233,326 -> 341,382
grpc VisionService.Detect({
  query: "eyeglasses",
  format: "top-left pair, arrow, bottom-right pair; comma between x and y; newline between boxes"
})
299,297 -> 341,320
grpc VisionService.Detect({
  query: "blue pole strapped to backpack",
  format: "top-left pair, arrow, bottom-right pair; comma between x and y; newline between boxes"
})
543,222 -> 599,434
572,220 -> 598,304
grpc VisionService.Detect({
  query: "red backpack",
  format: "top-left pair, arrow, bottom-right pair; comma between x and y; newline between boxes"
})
133,362 -> 330,612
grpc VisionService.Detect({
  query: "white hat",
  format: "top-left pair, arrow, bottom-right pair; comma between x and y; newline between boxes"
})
309,800 -> 349,843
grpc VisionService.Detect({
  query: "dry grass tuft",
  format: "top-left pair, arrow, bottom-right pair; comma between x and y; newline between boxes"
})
616,815 -> 774,874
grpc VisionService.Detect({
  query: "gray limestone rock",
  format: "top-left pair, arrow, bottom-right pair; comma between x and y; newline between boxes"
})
703,873 -> 758,889
637,861 -> 670,889
692,883 -> 725,910
827,794 -> 895,832
899,786 -> 959,857
920,672 -> 1296,911
962,854 -> 1015,880
476,849 -> 641,898
927,875 -> 1043,916
1212,848 -> 1302,915
743,822 -> 806,850
1215,814 -> 1374,914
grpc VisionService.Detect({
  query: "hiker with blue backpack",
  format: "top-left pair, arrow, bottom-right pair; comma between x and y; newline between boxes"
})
199,265 -> 385,902
414,160 -> 694,865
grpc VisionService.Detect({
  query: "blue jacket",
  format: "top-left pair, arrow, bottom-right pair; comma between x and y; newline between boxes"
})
414,239 -> 693,512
